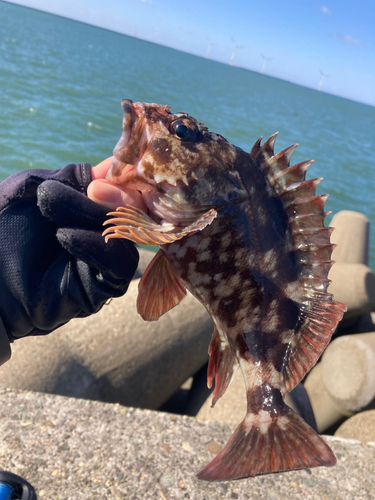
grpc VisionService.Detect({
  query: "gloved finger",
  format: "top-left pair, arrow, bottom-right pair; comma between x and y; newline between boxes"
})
56,227 -> 139,281
37,180 -> 109,229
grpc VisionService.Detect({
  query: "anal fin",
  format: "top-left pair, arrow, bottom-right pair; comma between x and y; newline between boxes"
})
207,328 -> 238,407
137,249 -> 187,321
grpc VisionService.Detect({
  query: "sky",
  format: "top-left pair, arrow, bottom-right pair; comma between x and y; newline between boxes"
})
5,0 -> 375,106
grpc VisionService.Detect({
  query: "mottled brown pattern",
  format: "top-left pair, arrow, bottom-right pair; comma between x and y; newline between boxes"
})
162,188 -> 304,391
246,383 -> 286,415
105,100 -> 347,481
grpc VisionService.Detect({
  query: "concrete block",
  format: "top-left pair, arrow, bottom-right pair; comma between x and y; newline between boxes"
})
0,249 -> 214,410
338,311 -> 375,335
305,332 -> 375,432
328,262 -> 375,320
330,210 -> 369,265
133,247 -> 156,277
196,369 -> 245,429
321,333 -> 375,413
335,410 -> 375,443
304,362 -> 352,433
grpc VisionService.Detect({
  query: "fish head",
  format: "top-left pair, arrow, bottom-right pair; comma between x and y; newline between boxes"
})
106,100 -> 246,218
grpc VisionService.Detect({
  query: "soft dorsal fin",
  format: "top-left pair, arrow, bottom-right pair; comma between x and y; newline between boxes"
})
251,135 -> 347,391
137,249 -> 187,321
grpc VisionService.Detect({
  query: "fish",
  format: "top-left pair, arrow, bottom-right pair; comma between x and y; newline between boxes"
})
103,99 -> 347,481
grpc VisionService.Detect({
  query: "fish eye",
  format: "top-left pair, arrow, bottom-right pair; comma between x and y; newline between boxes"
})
170,118 -> 198,142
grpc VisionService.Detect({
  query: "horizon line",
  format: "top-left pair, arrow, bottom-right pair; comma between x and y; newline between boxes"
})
2,0 -> 374,109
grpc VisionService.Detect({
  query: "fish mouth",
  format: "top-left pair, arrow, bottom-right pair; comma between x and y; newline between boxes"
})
106,99 -> 152,191
105,100 -> 195,224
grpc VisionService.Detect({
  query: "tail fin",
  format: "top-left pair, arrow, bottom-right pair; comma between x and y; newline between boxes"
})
197,407 -> 335,481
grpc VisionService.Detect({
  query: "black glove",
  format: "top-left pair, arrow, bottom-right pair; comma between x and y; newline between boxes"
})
0,162 -> 138,344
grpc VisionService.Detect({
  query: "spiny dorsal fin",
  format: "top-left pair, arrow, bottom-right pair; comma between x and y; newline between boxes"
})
263,144 -> 299,179
250,134 -> 347,391
273,160 -> 313,187
250,132 -> 278,163
251,134 -> 324,226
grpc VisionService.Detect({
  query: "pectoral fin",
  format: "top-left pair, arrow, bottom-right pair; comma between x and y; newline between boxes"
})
103,205 -> 217,246
137,249 -> 187,321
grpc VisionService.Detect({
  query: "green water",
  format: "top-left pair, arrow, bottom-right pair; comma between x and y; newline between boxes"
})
1,1 -> 375,268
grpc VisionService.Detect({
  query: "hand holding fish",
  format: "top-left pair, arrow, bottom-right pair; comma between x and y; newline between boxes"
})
88,156 -> 148,213
100,99 -> 347,481
0,162 -> 138,352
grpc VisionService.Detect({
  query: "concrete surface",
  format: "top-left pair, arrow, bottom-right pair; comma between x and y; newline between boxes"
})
1,387 -> 375,500
335,410 -> 375,444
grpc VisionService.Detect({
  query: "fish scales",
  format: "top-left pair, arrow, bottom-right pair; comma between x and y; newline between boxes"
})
103,99 -> 347,481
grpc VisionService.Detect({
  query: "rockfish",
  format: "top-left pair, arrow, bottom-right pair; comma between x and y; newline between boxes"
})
103,99 -> 346,481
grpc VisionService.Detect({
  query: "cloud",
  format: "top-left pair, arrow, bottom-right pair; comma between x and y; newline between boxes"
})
321,6 -> 331,14
331,34 -> 366,47
139,0 -> 153,3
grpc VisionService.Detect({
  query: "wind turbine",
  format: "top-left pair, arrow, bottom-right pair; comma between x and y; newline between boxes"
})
206,42 -> 217,59
229,38 -> 244,66
260,54 -> 273,74
317,70 -> 330,91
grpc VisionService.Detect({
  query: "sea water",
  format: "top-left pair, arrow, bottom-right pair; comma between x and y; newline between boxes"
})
1,1 -> 374,269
